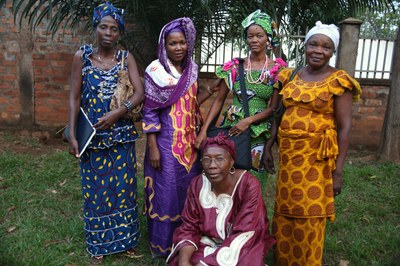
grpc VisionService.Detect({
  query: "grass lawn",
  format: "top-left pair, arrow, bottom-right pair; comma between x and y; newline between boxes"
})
0,133 -> 399,266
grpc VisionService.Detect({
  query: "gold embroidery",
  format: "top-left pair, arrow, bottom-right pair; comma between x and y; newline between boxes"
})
143,176 -> 181,221
142,123 -> 161,131
150,241 -> 172,252
169,82 -> 198,172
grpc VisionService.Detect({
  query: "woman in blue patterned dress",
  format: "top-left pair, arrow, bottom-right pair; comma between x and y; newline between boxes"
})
195,10 -> 286,181
67,2 -> 144,262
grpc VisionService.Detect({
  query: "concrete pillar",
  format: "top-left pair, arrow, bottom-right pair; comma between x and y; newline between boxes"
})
336,18 -> 363,76
18,19 -> 34,126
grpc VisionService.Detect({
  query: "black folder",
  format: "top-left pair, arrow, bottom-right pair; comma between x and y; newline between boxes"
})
64,107 -> 96,157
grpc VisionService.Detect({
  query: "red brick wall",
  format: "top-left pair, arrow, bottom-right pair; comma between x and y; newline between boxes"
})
351,83 -> 389,149
0,1 -> 87,128
0,2 -> 19,124
0,2 -> 391,150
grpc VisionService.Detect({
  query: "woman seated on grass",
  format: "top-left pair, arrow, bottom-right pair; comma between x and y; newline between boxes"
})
166,133 -> 275,266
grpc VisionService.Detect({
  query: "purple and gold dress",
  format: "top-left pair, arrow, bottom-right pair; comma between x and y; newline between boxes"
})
142,17 -> 201,257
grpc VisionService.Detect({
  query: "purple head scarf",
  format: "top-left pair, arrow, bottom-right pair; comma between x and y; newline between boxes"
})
93,2 -> 125,32
144,17 -> 198,110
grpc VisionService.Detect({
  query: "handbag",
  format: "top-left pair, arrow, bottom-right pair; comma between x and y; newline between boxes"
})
207,58 -> 252,170
110,51 -> 143,122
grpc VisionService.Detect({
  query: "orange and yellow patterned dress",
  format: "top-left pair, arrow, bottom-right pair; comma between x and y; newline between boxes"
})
272,68 -> 361,266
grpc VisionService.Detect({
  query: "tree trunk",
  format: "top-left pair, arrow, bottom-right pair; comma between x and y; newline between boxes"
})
378,27 -> 400,163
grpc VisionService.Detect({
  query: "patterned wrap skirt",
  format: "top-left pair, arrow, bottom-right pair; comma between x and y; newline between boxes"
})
80,142 -> 140,256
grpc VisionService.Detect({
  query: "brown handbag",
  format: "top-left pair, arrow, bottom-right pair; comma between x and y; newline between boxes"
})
110,51 -> 142,122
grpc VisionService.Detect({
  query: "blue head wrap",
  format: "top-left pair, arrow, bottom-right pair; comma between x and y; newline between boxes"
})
93,2 -> 125,32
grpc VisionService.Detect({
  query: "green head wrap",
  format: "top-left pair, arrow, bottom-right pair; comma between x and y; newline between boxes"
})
241,9 -> 279,50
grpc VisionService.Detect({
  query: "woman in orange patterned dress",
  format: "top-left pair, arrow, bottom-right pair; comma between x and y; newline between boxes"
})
263,21 -> 362,265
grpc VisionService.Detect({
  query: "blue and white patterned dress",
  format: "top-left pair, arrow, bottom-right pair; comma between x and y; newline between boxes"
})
79,44 -> 140,256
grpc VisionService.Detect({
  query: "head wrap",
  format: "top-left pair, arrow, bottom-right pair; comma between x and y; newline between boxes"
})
158,18 -> 196,72
93,2 -> 125,32
241,9 -> 279,50
200,133 -> 236,161
144,17 -> 198,110
165,27 -> 185,40
305,21 -> 340,51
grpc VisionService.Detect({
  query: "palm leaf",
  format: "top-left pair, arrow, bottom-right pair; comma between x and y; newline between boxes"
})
0,0 -> 397,67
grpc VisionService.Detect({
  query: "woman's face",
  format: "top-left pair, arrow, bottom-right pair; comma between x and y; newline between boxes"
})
165,31 -> 187,66
246,24 -> 269,53
305,34 -> 335,69
96,15 -> 120,48
201,146 -> 234,184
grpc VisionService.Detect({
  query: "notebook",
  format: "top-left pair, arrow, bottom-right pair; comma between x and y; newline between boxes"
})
64,107 -> 96,157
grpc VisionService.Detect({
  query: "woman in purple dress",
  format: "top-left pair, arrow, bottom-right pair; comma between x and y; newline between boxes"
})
142,17 -> 215,258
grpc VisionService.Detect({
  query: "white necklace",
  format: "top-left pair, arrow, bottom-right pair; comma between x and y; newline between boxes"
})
246,53 -> 268,84
95,49 -> 116,69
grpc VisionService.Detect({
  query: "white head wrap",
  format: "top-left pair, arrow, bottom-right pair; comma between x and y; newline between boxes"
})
305,21 -> 340,51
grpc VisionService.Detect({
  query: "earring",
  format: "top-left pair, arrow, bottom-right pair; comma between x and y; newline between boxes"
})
229,166 -> 236,175
202,170 -> 206,176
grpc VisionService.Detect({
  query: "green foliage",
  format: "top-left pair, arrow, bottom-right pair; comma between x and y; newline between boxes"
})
0,0 -> 397,67
359,2 -> 400,39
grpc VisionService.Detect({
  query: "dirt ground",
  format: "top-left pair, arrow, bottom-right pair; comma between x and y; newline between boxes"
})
0,131 -> 147,163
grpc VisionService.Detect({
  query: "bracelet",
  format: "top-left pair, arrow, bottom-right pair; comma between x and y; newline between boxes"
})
206,86 -> 214,95
123,100 -> 134,112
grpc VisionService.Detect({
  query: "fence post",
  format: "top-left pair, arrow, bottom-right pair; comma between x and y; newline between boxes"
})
336,18 -> 363,76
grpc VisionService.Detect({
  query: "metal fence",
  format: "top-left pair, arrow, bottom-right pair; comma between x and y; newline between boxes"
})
198,30 -> 246,73
356,38 -> 394,79
199,29 -> 394,80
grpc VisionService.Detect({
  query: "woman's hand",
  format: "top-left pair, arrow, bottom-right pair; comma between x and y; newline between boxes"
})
228,117 -> 252,136
149,143 -> 161,171
146,133 -> 161,170
93,110 -> 121,130
332,170 -> 343,197
178,245 -> 196,266
198,78 -> 223,105
262,148 -> 275,174
68,137 -> 79,158
194,129 -> 207,149
209,78 -> 223,94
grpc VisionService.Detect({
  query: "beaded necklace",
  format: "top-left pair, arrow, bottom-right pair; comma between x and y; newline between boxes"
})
246,52 -> 269,84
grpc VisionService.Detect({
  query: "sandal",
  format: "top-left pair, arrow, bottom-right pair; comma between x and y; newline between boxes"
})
90,255 -> 104,265
124,248 -> 144,259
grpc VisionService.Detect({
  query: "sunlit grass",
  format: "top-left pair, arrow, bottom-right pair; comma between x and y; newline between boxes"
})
0,136 -> 399,265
